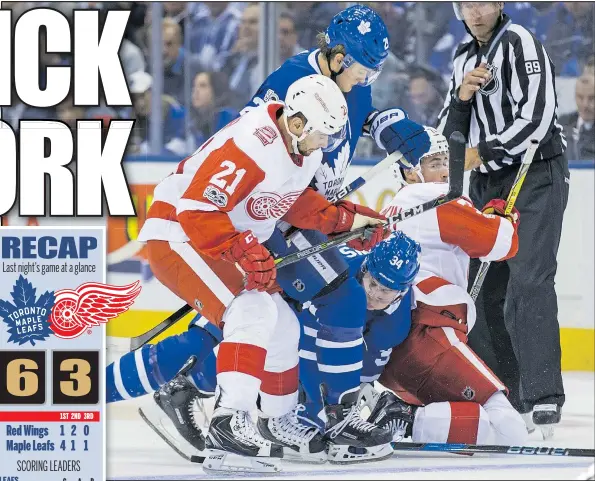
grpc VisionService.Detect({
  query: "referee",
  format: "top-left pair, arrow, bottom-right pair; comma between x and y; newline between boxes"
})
437,2 -> 569,436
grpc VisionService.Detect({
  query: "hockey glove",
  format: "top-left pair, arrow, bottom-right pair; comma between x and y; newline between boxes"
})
482,199 -> 520,226
332,200 -> 390,251
369,108 -> 431,168
222,231 -> 277,291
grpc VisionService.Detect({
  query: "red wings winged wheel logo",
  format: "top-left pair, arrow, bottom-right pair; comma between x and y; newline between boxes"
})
49,281 -> 142,339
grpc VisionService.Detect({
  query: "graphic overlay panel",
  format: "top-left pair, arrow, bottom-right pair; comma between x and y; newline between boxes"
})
0,227 -> 107,481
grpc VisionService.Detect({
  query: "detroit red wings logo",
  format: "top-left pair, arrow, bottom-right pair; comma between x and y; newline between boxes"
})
245,191 -> 302,221
48,281 -> 141,339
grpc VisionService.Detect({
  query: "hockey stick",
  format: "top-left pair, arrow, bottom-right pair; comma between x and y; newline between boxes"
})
468,139 -> 539,302
129,303 -> 193,351
391,441 -> 595,458
274,131 -> 466,269
330,151 -> 405,203
282,150 -> 405,241
129,132 -> 465,350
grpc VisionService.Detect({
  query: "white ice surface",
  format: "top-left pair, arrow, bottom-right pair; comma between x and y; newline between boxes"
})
106,372 -> 594,480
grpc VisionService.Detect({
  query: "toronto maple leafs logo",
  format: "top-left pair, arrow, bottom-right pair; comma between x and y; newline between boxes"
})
49,281 -> 141,339
0,275 -> 55,346
358,20 -> 371,35
314,142 -> 351,198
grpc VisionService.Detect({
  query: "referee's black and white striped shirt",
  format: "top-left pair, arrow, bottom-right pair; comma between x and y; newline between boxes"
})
437,14 -> 566,173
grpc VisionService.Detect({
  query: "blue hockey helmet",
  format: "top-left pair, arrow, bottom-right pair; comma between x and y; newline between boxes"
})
324,5 -> 390,86
365,231 -> 421,291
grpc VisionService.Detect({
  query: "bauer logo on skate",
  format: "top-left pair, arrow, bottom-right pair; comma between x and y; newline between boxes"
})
48,281 -> 141,339
245,191 -> 302,221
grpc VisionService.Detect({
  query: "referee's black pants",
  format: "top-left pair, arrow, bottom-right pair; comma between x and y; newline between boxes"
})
467,153 -> 569,414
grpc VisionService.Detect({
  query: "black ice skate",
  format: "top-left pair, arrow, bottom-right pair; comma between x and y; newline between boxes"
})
321,384 -> 394,464
532,404 -> 562,440
138,355 -> 210,461
203,404 -> 284,473
358,382 -> 382,415
257,404 -> 328,463
367,390 -> 416,442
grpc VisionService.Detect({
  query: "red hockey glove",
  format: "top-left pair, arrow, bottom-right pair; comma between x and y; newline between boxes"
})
222,231 -> 276,291
332,200 -> 390,251
482,199 -> 520,226
346,224 -> 391,251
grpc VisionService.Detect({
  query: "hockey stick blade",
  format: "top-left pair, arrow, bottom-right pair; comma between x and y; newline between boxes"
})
274,133 -> 465,269
391,441 -> 595,458
129,303 -> 193,351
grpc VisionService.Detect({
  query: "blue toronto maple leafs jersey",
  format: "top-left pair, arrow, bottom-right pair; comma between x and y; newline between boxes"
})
244,49 -> 374,199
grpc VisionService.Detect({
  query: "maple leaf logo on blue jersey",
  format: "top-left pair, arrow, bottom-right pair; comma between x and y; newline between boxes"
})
0,275 -> 55,346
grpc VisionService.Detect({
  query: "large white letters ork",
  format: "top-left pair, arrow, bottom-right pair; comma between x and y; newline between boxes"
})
0,9 -> 135,217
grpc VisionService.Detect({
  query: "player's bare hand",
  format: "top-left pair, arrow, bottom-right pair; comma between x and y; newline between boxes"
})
465,147 -> 483,171
459,63 -> 492,101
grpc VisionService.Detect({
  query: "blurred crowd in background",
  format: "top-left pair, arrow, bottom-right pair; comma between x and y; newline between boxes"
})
2,1 -> 594,162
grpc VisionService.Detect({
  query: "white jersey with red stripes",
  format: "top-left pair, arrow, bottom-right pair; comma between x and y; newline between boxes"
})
138,102 -> 322,248
382,182 -> 518,331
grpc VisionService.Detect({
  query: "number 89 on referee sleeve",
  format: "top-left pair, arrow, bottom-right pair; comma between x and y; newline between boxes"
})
0,350 -> 99,405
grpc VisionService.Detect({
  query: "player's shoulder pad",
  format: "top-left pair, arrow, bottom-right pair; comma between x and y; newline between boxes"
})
260,51 -> 318,96
232,102 -> 287,156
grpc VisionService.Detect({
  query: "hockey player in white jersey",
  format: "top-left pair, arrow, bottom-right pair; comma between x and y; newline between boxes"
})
364,127 -> 528,446
134,74 -> 390,473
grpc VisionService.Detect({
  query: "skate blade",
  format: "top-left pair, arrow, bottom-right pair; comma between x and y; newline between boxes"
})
521,412 -> 536,435
327,442 -> 394,464
282,446 -> 327,464
138,405 -> 206,462
202,450 -> 282,474
539,425 -> 556,440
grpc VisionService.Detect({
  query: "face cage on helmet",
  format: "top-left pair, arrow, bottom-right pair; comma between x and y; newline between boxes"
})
341,54 -> 384,86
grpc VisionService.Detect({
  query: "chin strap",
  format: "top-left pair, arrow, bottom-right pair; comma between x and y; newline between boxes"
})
283,114 -> 304,154
416,169 -> 426,184
326,51 -> 344,82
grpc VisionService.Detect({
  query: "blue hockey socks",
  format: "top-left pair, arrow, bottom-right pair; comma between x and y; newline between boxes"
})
106,315 -> 222,402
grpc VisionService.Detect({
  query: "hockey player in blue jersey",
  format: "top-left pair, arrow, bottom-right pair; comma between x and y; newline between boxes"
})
294,231 -> 421,462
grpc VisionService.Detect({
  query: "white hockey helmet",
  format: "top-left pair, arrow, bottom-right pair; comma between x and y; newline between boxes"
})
393,126 -> 449,187
284,74 -> 348,153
